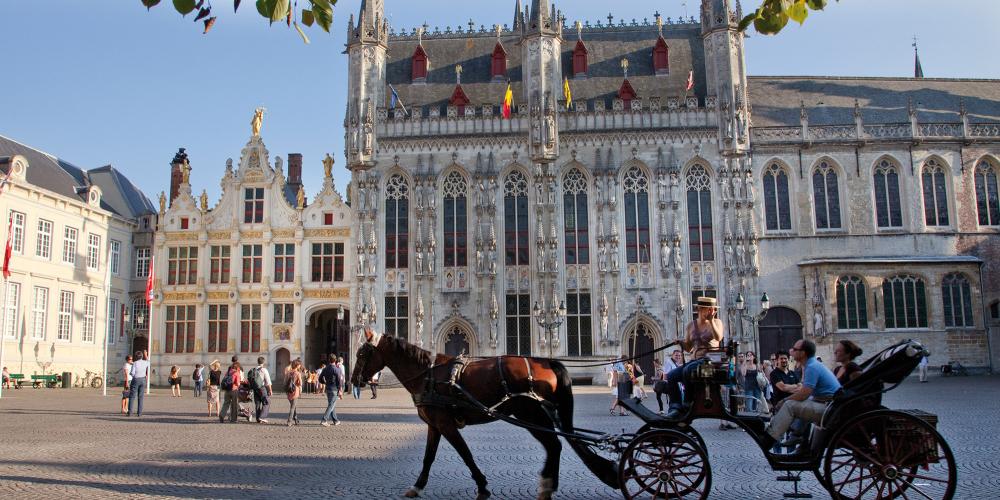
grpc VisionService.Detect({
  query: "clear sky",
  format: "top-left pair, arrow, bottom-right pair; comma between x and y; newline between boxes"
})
2,0 -> 998,204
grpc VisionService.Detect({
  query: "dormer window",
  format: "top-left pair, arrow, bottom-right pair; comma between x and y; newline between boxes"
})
572,40 -> 588,77
412,45 -> 429,82
449,84 -> 471,115
618,79 -> 637,107
180,218 -> 190,230
491,42 -> 507,80
653,36 -> 669,75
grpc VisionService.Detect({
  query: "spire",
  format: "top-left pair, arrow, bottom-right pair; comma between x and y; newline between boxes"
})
526,0 -> 556,34
513,0 -> 524,31
352,0 -> 386,45
912,36 -> 924,78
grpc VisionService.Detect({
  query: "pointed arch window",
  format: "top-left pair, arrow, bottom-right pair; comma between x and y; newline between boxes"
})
504,171 -> 530,265
442,172 -> 468,268
883,275 -> 927,329
385,175 -> 409,269
411,45 -> 429,82
491,42 -> 507,80
813,161 -> 842,230
563,168 -> 589,264
835,276 -> 868,330
623,166 -> 651,264
974,159 -> 1000,226
874,159 -> 903,228
686,165 -> 714,263
942,273 -> 974,328
921,158 -> 949,226
572,40 -> 588,77
763,163 -> 792,231
652,36 -> 669,74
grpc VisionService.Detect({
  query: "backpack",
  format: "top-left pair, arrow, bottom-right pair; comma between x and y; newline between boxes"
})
192,368 -> 201,381
220,369 -> 235,391
249,367 -> 266,390
285,373 -> 297,393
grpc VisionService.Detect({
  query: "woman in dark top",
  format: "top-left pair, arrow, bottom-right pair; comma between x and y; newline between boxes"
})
833,340 -> 864,385
207,360 -> 222,418
741,351 -> 762,412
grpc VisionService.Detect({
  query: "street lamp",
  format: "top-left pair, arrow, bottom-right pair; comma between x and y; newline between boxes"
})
336,304 -> 345,321
734,292 -> 770,356
533,297 -> 567,358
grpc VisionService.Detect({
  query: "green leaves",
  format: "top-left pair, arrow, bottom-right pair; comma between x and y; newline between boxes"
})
806,0 -> 828,9
788,0 -> 809,24
173,0 -> 196,16
301,9 -> 315,27
738,0 -> 834,35
311,0 -> 334,32
255,0 -> 288,22
141,0 -> 161,10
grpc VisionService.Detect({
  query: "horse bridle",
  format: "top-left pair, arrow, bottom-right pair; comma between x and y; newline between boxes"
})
353,342 -> 375,386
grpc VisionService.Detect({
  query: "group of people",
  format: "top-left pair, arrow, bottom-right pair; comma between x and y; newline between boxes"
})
605,359 -> 648,416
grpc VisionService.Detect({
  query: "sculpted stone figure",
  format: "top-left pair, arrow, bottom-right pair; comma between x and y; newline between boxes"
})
669,170 -> 680,203
731,174 -> 744,202
415,248 -> 424,275
251,107 -> 264,137
363,122 -> 374,155
296,185 -> 306,209
323,154 -> 334,178
599,246 -> 608,272
744,170 -> 754,200
159,192 -> 166,214
660,240 -> 671,269
200,190 -> 209,212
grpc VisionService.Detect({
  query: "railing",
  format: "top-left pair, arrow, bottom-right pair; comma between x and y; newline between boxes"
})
809,125 -> 856,141
753,121 -> 1000,145
863,123 -> 911,139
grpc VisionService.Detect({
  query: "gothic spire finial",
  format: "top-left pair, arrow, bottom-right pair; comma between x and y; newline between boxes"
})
513,0 -> 524,31
575,20 -> 582,40
912,35 -> 924,78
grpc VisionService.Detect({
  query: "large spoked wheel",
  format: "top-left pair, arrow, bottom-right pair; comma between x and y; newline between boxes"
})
637,423 -> 707,453
823,409 -> 956,500
618,429 -> 711,499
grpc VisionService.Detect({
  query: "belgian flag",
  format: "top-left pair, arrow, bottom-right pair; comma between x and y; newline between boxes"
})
501,82 -> 513,119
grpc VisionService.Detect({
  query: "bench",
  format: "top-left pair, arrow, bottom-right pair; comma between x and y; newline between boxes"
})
31,374 -> 59,388
9,373 -> 25,389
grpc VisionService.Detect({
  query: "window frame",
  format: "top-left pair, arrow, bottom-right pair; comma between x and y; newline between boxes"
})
563,169 -> 590,265
31,286 -> 47,340
623,166 -> 651,264
310,242 -> 345,282
503,171 -> 530,266
442,172 -> 469,268
9,211 -> 25,254
921,159 -> 950,228
505,293 -> 532,356
81,294 -> 97,343
135,247 -> 151,278
835,276 -> 868,331
974,159 -> 1000,228
882,275 -> 928,330
384,175 -> 410,270
273,243 -> 295,283
209,245 -> 231,284
57,290 -> 73,341
240,303 -> 262,353
566,292 -> 593,357
3,282 -> 20,339
110,240 -> 121,275
208,304 -> 229,353
241,244 -> 263,284
384,295 -> 409,341
62,226 -> 78,264
873,159 -> 904,229
86,233 -> 101,271
243,187 -> 265,224
167,246 -> 198,286
36,219 -> 53,259
942,273 -> 975,329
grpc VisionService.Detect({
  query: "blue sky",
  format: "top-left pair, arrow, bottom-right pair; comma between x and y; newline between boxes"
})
2,0 -> 998,204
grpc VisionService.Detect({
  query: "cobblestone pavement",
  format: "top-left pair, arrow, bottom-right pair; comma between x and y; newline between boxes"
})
0,375 -> 995,499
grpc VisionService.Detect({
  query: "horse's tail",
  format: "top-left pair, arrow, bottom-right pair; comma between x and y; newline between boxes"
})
550,360 -> 620,489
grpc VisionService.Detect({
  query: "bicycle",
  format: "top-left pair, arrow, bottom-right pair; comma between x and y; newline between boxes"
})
75,370 -> 104,389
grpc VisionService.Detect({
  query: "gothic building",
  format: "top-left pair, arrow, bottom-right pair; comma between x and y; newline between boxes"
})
342,0 -> 1000,380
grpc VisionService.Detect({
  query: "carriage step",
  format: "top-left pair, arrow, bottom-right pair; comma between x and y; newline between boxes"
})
776,472 -> 813,498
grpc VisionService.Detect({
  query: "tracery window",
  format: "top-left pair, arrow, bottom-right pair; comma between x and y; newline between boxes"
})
623,166 -> 651,264
882,275 -> 927,329
505,294 -> 531,356
921,158 -> 949,227
384,296 -> 409,341
835,276 -> 868,330
763,163 -> 792,231
874,159 -> 903,228
974,159 -> 1000,226
385,175 -> 410,269
504,171 -> 529,266
942,273 -> 974,328
813,161 -> 842,230
686,165 -> 713,262
442,172 -> 468,268
563,169 -> 589,264
566,292 -> 592,357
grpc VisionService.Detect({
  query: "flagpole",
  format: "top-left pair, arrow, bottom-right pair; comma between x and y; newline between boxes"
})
0,279 -> 9,400
100,241 -> 113,397
146,252 -> 155,396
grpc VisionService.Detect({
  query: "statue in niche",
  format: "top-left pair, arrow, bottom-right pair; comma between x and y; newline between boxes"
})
369,252 -> 377,275
537,246 -> 546,272
415,248 -> 424,275
158,192 -> 166,214
744,169 -> 754,201
657,173 -> 668,203
489,250 -> 497,275
357,183 -> 367,211
735,107 -> 748,144
357,253 -> 366,276
225,158 -> 234,175
544,92 -> 557,149
723,237 -> 734,268
748,238 -> 758,270
813,305 -> 826,337
609,178 -> 618,206
720,97 -> 733,139
548,249 -> 557,273
669,170 -> 680,203
531,116 -> 543,146
547,183 -> 556,205
477,179 -> 486,207
672,240 -> 684,274
536,182 -> 545,204
660,240 -> 671,270
363,122 -> 374,155
200,190 -> 209,212
488,177 -> 498,204
476,248 -> 484,274
349,115 -> 359,152
614,295 -> 621,332
611,247 -> 620,272
720,175 -> 730,202
599,246 -> 608,272
427,251 -> 435,274
736,242 -> 748,271
731,173 -> 744,202
601,312 -> 609,340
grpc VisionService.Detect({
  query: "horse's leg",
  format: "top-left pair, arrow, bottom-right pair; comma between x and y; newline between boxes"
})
404,426 -> 442,498
438,424 -> 490,499
513,406 -> 562,500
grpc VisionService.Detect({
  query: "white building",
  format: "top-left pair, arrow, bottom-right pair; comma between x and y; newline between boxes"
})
0,135 -> 156,386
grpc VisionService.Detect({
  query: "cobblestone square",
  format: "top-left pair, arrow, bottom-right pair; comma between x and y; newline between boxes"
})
0,375 -> 996,499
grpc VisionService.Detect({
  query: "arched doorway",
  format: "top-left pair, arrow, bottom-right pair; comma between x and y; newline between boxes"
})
758,307 -> 803,360
305,308 -> 350,372
443,326 -> 471,357
623,322 -> 656,385
274,348 -> 290,391
132,334 -> 148,355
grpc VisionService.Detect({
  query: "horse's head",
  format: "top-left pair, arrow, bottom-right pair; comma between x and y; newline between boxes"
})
351,328 -> 386,388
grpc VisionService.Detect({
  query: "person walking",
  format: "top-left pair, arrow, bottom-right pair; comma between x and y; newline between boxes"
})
120,354 -> 133,414
168,366 -> 182,397
741,351 -> 763,412
219,357 -> 243,423
335,356 -> 346,400
207,360 -> 221,418
192,363 -> 204,398
127,350 -> 149,417
918,354 -> 929,382
249,356 -> 273,424
369,370 -> 381,399
653,350 -> 683,414
285,359 -> 303,426
319,354 -> 344,426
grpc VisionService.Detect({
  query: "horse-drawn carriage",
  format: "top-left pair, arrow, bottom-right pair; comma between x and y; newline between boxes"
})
353,332 -> 955,500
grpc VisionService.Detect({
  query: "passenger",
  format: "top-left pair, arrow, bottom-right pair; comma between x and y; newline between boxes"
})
664,297 -> 725,420
761,339 -> 842,456
833,340 -> 863,385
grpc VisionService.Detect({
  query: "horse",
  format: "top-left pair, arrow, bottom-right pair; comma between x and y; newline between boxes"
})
351,330 -> 619,500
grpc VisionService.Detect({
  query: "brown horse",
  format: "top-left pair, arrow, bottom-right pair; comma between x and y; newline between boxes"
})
351,330 -> 618,500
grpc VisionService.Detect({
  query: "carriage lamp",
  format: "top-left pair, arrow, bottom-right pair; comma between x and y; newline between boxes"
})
760,292 -> 770,312
361,303 -> 370,327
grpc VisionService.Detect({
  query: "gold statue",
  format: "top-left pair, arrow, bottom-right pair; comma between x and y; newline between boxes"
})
323,153 -> 334,178
296,185 -> 306,209
158,191 -> 166,214
251,107 -> 265,137
181,164 -> 191,184
200,190 -> 209,212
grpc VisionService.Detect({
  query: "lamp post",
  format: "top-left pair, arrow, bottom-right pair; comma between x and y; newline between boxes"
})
735,292 -> 770,356
532,296 -> 567,358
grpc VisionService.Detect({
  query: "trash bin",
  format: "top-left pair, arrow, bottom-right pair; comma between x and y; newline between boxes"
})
62,372 -> 72,388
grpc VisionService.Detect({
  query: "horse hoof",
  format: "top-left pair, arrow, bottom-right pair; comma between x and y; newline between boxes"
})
403,489 -> 420,498
536,494 -> 552,500
475,492 -> 491,500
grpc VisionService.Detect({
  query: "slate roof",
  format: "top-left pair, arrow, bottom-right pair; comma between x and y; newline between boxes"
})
385,23 -> 705,114
748,76 -> 1000,127
0,134 -> 154,220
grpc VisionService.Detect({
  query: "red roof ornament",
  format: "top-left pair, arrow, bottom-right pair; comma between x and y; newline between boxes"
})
618,79 -> 637,103
449,84 -> 471,108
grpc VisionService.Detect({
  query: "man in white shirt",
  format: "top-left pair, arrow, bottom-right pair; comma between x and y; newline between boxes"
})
127,350 -> 150,417
249,356 -> 273,424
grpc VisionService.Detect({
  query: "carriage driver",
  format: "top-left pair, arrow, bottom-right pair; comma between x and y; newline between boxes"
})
663,297 -> 726,420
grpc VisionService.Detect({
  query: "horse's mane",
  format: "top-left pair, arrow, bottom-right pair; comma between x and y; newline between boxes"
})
384,335 -> 436,367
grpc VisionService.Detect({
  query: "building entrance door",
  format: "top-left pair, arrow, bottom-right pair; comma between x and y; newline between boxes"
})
758,307 -> 803,360
444,326 -> 471,357
305,308 -> 350,372
623,323 -> 656,385
274,348 -> 290,391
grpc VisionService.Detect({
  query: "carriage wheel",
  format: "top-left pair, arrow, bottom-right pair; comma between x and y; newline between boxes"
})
618,429 -> 711,499
823,410 -> 956,500
637,423 -> 707,453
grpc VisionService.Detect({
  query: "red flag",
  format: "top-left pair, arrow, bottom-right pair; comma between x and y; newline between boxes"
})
145,256 -> 155,305
686,70 -> 694,92
501,83 -> 513,119
2,215 -> 12,279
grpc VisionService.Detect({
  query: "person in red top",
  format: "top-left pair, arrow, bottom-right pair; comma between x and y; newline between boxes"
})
219,356 -> 244,423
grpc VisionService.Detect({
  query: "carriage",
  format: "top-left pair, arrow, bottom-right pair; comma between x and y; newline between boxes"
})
352,332 -> 955,500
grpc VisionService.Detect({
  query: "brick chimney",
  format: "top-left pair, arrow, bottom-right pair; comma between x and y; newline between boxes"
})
169,148 -> 189,206
287,153 -> 303,185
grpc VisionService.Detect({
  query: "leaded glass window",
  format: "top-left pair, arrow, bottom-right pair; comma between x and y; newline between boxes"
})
874,159 -> 903,228
623,166 -> 651,264
686,165 -> 714,262
942,273 -> 974,328
443,172 -> 468,268
763,163 -> 792,231
385,175 -> 410,269
974,160 -> 1000,226
921,158 -> 949,226
835,276 -> 868,330
813,161 -> 842,230
563,168 -> 589,264
883,275 -> 927,329
504,171 -> 530,265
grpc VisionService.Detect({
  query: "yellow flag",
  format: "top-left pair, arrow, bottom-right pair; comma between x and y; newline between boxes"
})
563,77 -> 572,110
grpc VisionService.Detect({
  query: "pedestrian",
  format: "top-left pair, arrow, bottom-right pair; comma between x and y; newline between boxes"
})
305,368 -> 318,394
207,360 -> 221,417
918,354 -> 929,383
127,350 -> 149,417
192,363 -> 204,398
168,366 -> 182,397
319,354 -> 344,426
316,363 -> 327,394
2,366 -> 9,389
741,351 -> 763,412
351,364 -> 362,399
631,363 -> 647,400
248,356 -> 273,424
285,359 -> 303,426
608,357 -> 627,416
219,357 -> 243,423
654,350 -> 683,414
335,356 -> 346,400
369,370 -> 381,399
120,354 -> 133,414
